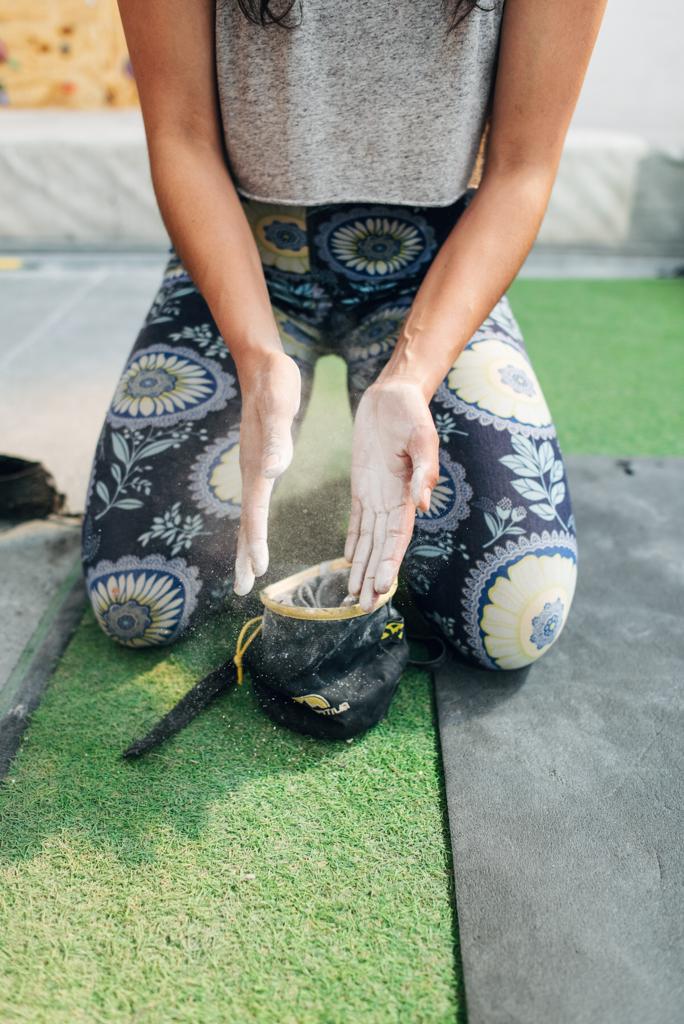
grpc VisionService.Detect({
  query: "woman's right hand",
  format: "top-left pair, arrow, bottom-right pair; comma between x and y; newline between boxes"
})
233,348 -> 302,596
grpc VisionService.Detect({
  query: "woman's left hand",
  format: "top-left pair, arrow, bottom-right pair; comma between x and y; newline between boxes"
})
344,377 -> 440,611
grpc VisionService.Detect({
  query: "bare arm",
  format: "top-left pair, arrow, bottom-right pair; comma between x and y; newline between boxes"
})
345,0 -> 609,607
117,0 -> 281,357
118,0 -> 302,597
376,0 -> 610,398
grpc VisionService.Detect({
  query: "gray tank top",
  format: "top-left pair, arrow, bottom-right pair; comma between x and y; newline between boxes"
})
215,0 -> 504,207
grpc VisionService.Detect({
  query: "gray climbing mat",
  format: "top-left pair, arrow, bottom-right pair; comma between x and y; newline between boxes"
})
434,455 -> 683,1024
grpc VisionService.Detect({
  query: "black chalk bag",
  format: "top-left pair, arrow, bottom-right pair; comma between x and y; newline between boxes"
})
123,557 -> 445,757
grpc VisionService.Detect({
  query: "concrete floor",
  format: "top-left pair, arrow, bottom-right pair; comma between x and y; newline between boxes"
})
0,253 -> 166,513
0,517 -> 81,702
437,455 -> 684,1024
0,253 -> 165,707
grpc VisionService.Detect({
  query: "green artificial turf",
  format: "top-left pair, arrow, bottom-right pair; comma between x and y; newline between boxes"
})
0,364 -> 460,1024
1,277 -> 681,1023
0,611 -> 458,1024
508,278 -> 684,455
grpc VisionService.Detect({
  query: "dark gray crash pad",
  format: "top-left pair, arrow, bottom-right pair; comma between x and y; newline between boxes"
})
435,455 -> 683,1024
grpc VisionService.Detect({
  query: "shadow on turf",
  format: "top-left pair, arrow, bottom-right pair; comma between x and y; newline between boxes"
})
0,476 -> 527,869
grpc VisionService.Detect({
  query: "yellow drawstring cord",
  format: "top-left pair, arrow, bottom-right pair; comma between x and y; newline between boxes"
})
233,615 -> 264,685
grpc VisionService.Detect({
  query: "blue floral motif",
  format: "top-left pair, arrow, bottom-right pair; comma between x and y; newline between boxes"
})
434,411 -> 469,442
167,323 -> 229,361
263,219 -> 307,254
144,257 -> 197,324
242,203 -> 310,274
272,308 -> 324,368
138,502 -> 207,556
461,530 -> 577,670
529,598 -> 565,650
344,301 -> 412,362
499,363 -> 536,396
313,208 -> 437,282
414,452 -> 473,534
86,554 -> 201,648
403,531 -> 455,596
107,345 -> 235,430
477,495 -> 528,549
81,513 -> 101,561
161,252 -> 193,288
188,430 -> 242,519
343,301 -> 413,393
481,293 -> 526,350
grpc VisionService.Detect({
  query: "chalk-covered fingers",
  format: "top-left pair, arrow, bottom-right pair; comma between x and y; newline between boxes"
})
372,500 -> 416,597
344,377 -> 441,610
358,509 -> 391,611
347,504 -> 375,601
407,421 -> 440,513
234,466 -> 274,595
232,349 -> 302,596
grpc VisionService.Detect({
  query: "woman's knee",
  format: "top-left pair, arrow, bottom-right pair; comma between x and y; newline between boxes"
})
416,538 -> 579,673
468,543 -> 578,671
83,553 -> 204,650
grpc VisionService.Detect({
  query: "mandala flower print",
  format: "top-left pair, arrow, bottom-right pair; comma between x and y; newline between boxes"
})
243,202 -> 310,274
438,337 -> 555,439
344,301 -> 412,394
313,208 -> 436,282
344,301 -> 411,364
462,532 -> 577,670
86,555 -> 201,648
108,345 -> 235,429
529,597 -> 565,651
189,431 -> 242,519
415,452 -> 473,534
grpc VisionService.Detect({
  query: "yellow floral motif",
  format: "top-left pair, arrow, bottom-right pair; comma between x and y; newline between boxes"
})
243,203 -> 310,274
113,351 -> 216,419
208,443 -> 242,506
91,571 -> 185,647
481,552 -> 577,669
329,217 -> 425,277
447,339 -> 552,427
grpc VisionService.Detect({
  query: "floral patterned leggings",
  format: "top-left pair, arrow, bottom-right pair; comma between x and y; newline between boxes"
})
81,186 -> 578,671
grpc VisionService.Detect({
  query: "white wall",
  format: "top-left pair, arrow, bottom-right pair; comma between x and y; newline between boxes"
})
569,0 -> 683,151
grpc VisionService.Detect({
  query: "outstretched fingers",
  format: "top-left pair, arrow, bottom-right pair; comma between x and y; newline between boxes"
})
348,501 -> 415,611
347,505 -> 375,600
357,510 -> 387,611
233,469 -> 274,595
373,501 -> 415,595
234,408 -> 294,596
232,352 -> 301,597
344,494 -> 363,564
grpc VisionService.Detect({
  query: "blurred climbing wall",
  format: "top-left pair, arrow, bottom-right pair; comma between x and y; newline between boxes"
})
0,0 -> 138,108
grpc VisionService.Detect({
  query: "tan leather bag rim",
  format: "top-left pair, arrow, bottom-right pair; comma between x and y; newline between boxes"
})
258,556 -> 398,621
